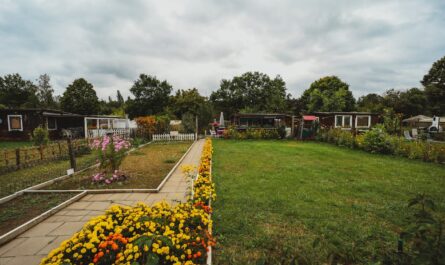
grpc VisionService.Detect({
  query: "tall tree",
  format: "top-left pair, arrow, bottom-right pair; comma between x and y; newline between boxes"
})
0,73 -> 39,108
210,71 -> 288,117
126,74 -> 172,119
398,88 -> 427,117
116,90 -> 124,107
300,76 -> 355,112
170,88 -> 206,117
421,56 -> 445,115
36,74 -> 57,108
357,93 -> 384,113
60,78 -> 99,114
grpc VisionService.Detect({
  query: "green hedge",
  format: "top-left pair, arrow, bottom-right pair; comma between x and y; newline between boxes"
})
223,127 -> 280,139
318,127 -> 445,164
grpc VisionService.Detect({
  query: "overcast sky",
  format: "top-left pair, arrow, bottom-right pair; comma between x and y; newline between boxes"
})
0,0 -> 444,100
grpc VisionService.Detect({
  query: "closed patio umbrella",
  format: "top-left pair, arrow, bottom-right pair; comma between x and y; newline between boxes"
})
219,112 -> 225,127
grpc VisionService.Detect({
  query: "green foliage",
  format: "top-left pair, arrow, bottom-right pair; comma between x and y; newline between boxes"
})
319,127 -> 445,163
362,125 -> 392,154
401,194 -> 445,265
357,93 -> 385,113
422,55 -> 445,115
0,73 -> 39,108
300,76 -> 355,112
277,125 -> 287,139
223,126 -> 280,139
36,74 -> 57,109
181,112 -> 195,133
126,74 -> 172,119
210,71 -> 288,117
382,108 -> 403,135
170,88 -> 205,117
318,128 -> 355,148
60,78 -> 99,115
169,88 -> 214,132
31,126 -> 49,146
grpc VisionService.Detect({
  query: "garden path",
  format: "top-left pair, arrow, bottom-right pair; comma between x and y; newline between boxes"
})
0,139 -> 205,265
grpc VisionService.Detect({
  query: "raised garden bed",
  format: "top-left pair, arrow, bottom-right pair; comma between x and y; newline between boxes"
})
44,141 -> 192,190
0,192 -> 78,236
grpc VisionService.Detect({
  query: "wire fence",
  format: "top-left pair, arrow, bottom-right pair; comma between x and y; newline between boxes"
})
0,139 -> 90,175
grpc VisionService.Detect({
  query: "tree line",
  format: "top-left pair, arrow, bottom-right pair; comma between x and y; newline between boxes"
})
1,55 -> 444,124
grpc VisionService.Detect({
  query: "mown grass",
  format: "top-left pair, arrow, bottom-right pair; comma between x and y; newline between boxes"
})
46,142 -> 191,190
212,140 -> 445,265
0,153 -> 97,198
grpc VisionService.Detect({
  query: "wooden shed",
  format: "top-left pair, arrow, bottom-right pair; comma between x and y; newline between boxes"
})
312,112 -> 380,131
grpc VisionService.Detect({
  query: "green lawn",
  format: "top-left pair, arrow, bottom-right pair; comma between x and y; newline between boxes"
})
212,140 -> 445,265
0,141 -> 33,149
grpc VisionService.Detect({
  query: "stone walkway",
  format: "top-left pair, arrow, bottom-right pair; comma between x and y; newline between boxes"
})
0,139 -> 205,265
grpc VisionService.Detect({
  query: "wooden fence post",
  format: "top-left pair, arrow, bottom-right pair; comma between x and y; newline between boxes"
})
58,142 -> 62,156
67,138 -> 77,171
39,145 -> 44,160
15,148 -> 20,169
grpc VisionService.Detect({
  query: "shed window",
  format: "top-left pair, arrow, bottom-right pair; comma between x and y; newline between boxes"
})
8,115 -> 23,131
356,115 -> 371,128
335,115 -> 352,128
47,117 -> 57,130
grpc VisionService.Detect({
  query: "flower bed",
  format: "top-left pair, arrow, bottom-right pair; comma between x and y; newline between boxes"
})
40,139 -> 215,265
318,128 -> 445,163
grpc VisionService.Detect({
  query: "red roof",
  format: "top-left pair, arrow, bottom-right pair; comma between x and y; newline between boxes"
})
303,115 -> 317,121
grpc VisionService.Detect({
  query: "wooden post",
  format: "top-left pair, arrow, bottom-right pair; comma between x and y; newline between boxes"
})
15,148 -> 20,169
39,145 -> 44,160
67,138 -> 76,171
58,142 -> 62,156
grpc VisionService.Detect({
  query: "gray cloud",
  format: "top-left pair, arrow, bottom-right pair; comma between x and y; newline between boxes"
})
0,0 -> 444,100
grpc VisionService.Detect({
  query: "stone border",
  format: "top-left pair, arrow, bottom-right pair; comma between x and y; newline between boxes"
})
0,191 -> 87,246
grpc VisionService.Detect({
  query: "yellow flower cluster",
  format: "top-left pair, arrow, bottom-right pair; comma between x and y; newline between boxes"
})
193,139 -> 216,204
40,139 -> 216,265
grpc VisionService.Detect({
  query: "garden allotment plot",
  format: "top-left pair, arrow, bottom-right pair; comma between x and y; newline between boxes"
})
45,141 -> 192,190
212,140 -> 445,265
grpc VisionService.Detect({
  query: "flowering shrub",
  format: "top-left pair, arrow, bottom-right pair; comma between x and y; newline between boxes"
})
92,170 -> 128,185
41,138 -> 216,265
90,135 -> 131,184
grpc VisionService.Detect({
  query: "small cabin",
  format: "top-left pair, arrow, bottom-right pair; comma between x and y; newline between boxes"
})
313,112 -> 380,131
231,113 -> 293,129
0,108 -> 130,141
0,108 -> 85,140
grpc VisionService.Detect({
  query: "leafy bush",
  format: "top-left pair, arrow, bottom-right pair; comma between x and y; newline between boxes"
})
318,126 -> 445,164
223,126 -> 280,140
362,126 -> 392,154
31,126 -> 49,146
277,125 -> 287,139
400,194 -> 445,265
318,128 -> 355,148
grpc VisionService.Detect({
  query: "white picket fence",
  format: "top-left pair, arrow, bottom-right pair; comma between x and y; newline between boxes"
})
152,133 -> 195,141
87,128 -> 131,139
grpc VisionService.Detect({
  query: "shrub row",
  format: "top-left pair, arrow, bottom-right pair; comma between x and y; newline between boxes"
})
223,126 -> 281,139
41,138 -> 215,265
318,127 -> 445,164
